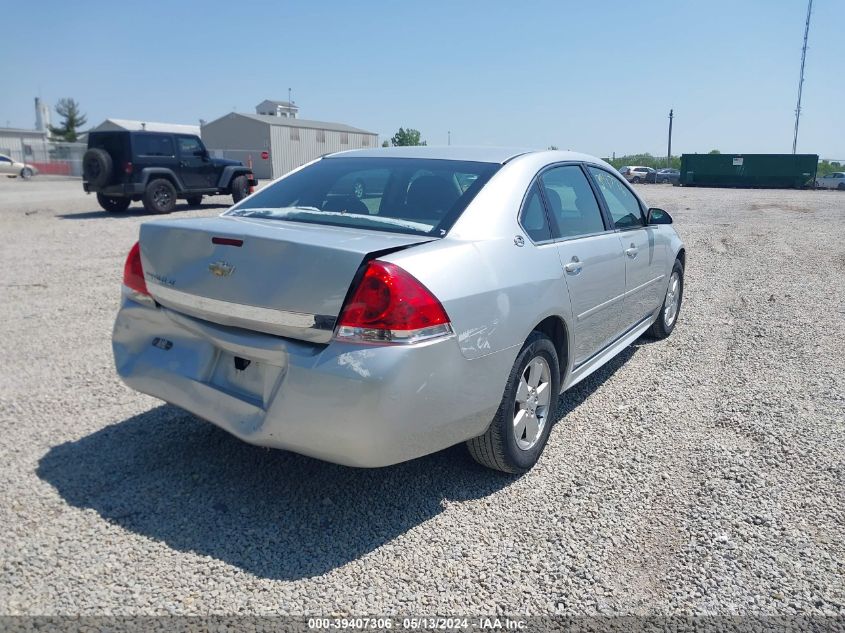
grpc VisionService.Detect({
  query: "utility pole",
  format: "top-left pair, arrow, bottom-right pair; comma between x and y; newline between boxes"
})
667,109 -> 674,168
792,0 -> 813,154
448,130 -> 451,146
288,87 -> 292,104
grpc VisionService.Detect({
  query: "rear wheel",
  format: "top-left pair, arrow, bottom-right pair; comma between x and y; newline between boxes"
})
186,195 -> 203,207
467,332 -> 560,474
647,259 -> 684,339
143,178 -> 177,214
231,175 -> 250,203
97,193 -> 131,213
632,177 -> 642,183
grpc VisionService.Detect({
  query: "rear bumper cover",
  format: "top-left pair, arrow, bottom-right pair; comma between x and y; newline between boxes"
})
84,182 -> 145,196
112,298 -> 512,467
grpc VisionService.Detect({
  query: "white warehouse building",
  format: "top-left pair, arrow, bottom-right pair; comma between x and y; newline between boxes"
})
201,102 -> 378,179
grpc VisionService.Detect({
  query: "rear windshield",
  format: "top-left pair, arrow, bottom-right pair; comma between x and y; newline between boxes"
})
226,157 -> 501,236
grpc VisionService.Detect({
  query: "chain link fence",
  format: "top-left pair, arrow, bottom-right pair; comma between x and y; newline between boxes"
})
0,140 -> 85,177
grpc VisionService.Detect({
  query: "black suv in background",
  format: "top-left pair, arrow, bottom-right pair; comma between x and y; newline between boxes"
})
82,131 -> 256,213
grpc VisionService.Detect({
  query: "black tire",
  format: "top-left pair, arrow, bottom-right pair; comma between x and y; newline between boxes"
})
97,193 -> 131,213
353,179 -> 366,199
82,148 -> 113,187
632,177 -> 642,184
467,332 -> 561,474
838,183 -> 845,191
231,175 -> 250,203
647,259 -> 684,339
20,167 -> 33,180
186,195 -> 203,207
142,178 -> 177,214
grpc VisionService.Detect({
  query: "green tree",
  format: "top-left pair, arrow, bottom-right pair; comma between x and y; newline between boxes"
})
548,145 -> 559,150
817,160 -> 844,177
604,152 -> 681,170
391,127 -> 426,147
48,98 -> 87,142
708,149 -> 721,154
381,140 -> 389,147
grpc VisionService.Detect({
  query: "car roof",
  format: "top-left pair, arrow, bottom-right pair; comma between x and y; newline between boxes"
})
327,146 -> 616,166
326,146 -> 531,164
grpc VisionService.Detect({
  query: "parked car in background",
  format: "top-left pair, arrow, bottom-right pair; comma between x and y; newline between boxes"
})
619,165 -> 654,183
82,131 -> 256,213
113,147 -> 686,474
815,172 -> 845,190
654,168 -> 680,185
0,153 -> 37,179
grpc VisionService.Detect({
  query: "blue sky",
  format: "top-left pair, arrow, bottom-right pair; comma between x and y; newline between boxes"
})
2,0 -> 843,159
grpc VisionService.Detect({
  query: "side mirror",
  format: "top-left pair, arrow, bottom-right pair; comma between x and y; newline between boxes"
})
647,208 -> 673,225
195,149 -> 209,160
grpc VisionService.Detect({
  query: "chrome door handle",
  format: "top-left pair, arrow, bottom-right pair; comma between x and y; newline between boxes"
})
625,246 -> 639,258
564,257 -> 582,275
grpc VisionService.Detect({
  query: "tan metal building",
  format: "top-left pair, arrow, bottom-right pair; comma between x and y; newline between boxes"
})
201,111 -> 378,180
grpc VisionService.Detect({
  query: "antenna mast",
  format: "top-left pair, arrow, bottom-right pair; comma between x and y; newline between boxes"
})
792,0 -> 813,154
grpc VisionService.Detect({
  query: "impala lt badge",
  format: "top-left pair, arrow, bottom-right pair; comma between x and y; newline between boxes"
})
208,261 -> 235,277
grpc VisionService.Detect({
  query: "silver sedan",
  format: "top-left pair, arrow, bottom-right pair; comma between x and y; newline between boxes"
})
113,147 -> 685,473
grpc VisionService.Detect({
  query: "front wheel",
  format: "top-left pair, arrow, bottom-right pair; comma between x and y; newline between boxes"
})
20,167 -> 33,180
647,259 -> 684,339
231,175 -> 250,203
838,183 -> 845,191
467,332 -> 560,473
97,193 -> 131,213
632,177 -> 642,184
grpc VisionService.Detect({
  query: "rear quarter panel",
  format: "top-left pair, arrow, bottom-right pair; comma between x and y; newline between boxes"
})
385,236 -> 572,362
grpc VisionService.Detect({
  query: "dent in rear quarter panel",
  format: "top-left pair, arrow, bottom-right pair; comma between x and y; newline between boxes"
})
384,236 -> 573,363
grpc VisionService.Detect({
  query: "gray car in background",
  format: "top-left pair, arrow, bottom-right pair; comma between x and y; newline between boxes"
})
113,147 -> 686,473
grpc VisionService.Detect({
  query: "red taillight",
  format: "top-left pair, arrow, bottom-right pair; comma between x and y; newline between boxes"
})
336,261 -> 452,344
123,241 -> 149,296
123,161 -> 134,175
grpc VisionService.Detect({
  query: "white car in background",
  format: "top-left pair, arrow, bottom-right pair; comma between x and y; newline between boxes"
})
0,154 -> 36,179
815,172 -> 845,190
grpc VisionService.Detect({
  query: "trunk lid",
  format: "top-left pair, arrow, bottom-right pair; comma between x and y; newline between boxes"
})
138,216 -> 435,343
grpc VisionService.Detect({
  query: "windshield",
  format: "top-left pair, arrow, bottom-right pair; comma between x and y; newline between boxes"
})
226,157 -> 501,236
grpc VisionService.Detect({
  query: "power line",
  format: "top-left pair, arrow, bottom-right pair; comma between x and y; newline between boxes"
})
792,0 -> 813,154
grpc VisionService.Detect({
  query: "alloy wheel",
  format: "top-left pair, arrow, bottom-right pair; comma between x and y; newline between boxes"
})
513,356 -> 552,450
664,271 -> 681,327
153,186 -> 172,208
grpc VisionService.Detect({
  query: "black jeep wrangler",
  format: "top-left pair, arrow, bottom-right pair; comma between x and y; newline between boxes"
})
82,131 -> 256,213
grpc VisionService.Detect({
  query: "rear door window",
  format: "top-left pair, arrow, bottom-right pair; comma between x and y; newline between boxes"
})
134,135 -> 174,157
519,182 -> 552,243
588,166 -> 645,229
539,165 -> 606,239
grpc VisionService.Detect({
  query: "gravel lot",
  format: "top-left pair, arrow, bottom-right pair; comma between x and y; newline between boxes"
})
0,178 -> 843,617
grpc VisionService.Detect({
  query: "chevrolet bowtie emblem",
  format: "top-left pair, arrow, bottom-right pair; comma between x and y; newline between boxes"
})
208,261 -> 235,277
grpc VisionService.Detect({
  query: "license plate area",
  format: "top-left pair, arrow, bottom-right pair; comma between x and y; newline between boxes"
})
210,351 -> 266,406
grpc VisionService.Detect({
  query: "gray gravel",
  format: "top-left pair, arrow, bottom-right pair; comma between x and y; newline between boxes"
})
0,178 -> 843,616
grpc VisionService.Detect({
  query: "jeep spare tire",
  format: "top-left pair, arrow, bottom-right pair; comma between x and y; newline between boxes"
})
82,148 -> 113,187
